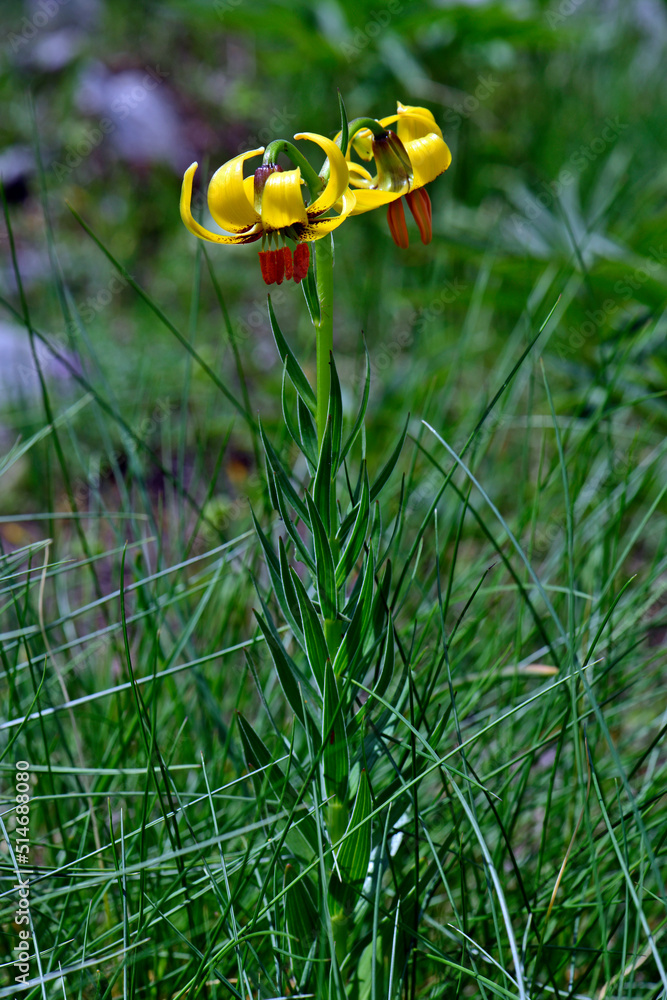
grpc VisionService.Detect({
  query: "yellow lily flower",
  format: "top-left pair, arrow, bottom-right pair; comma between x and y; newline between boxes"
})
180,133 -> 356,284
346,102 -> 451,248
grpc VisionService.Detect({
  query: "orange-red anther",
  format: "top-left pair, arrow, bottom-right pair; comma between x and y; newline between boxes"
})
258,250 -> 276,284
387,198 -> 409,249
274,248 -> 285,285
282,246 -> 293,280
405,188 -> 433,245
292,242 -> 310,283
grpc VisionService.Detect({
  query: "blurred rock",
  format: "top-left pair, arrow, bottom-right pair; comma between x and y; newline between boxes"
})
30,28 -> 85,72
75,62 -> 195,172
10,0 -> 102,72
0,321 -> 78,406
0,146 -> 34,203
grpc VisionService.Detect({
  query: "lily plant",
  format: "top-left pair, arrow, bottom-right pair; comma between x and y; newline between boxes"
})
179,97 -> 451,999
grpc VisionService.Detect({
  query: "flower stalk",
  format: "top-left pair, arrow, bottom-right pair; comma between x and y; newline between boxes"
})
315,235 -> 334,449
178,98 -> 451,992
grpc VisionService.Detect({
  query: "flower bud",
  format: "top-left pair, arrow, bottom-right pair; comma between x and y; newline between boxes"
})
253,163 -> 282,213
371,130 -> 413,194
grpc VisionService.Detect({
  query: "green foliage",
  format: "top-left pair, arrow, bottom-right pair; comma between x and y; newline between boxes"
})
2,2 -> 667,998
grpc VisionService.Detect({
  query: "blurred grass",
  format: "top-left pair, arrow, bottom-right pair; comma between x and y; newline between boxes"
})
2,0 -> 667,997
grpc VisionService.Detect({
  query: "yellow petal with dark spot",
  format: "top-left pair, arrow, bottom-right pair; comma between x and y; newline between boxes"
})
294,132 -> 350,215
181,163 -> 262,244
298,189 -> 356,240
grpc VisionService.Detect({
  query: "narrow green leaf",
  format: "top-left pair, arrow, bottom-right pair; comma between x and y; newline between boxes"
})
301,265 -> 320,325
305,492 -> 338,621
379,473 -> 406,566
374,619 -> 395,701
270,468 -> 315,573
291,568 -> 328,694
338,89 -> 349,158
368,560 -> 392,656
268,294 -> 316,410
260,423 -> 310,526
338,460 -> 367,540
340,338 -> 371,463
278,537 -> 303,635
330,770 -> 372,914
298,395 -> 318,470
333,549 -> 374,677
281,363 -> 315,474
250,507 -> 280,580
370,499 -> 382,553
322,659 -> 349,801
251,510 -> 302,642
328,352 -> 344,472
236,709 -> 276,777
284,863 -> 318,954
264,444 -> 281,512
236,713 -> 318,850
369,413 -> 409,503
253,610 -> 314,728
335,465 -> 370,589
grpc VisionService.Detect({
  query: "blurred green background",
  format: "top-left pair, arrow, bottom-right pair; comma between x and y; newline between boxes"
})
2,0 -> 666,527
3,4 -> 667,997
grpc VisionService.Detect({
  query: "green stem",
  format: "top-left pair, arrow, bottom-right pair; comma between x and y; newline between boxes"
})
315,236 -> 334,449
262,139 -> 323,203
347,117 -> 388,139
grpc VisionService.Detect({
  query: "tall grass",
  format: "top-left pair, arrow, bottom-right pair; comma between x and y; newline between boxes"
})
2,1 -> 667,996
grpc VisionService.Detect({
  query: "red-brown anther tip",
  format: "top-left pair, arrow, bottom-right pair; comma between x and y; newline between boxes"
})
258,250 -> 274,284
387,198 -> 409,249
406,189 -> 433,245
274,248 -> 285,285
293,242 -> 310,283
282,246 -> 293,281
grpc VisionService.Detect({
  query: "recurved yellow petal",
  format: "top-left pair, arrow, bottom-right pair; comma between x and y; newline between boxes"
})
260,167 -> 308,230
348,188 -> 403,216
294,132 -> 350,215
207,148 -> 263,233
405,134 -> 452,190
380,110 -> 444,142
180,163 -> 261,244
299,189 -> 356,239
347,162 -> 375,188
351,129 -> 374,161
